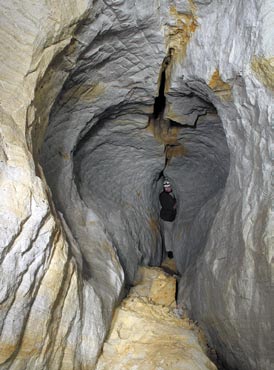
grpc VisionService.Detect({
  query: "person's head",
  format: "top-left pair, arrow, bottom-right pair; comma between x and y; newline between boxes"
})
163,179 -> 172,193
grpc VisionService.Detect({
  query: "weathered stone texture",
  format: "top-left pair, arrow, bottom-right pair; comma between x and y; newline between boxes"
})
0,1 -> 123,369
0,0 -> 273,369
95,266 -> 217,370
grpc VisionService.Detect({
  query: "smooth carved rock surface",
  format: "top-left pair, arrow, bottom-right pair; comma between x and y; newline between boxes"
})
0,1 -> 273,370
95,266 -> 217,370
0,1 -> 124,369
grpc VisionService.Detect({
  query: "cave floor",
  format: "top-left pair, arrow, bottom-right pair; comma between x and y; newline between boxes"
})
95,264 -> 217,370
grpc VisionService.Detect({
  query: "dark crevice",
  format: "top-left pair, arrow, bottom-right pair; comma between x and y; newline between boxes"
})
153,51 -> 172,119
153,70 -> 166,119
157,170 -> 164,180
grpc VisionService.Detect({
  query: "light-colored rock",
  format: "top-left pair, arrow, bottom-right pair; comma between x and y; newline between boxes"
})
0,0 -> 273,369
131,266 -> 177,307
95,267 -> 217,370
0,1 -> 124,369
0,107 -> 112,370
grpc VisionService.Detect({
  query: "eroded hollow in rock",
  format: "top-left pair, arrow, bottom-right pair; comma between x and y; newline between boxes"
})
40,62 -> 230,292
73,106 -> 165,283
75,86 -> 230,280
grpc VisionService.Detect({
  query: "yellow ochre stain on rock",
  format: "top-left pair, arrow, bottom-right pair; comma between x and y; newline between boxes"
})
147,119 -> 187,162
0,342 -> 17,363
251,56 -> 274,91
147,118 -> 187,162
62,82 -> 105,102
167,4 -> 198,61
209,69 -> 232,101
166,144 -> 187,160
147,118 -> 179,145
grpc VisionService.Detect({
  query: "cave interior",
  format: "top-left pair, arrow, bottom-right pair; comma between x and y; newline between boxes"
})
40,52 -> 230,291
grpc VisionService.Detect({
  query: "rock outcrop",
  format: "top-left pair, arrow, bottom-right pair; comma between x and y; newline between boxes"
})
0,0 -> 273,370
95,266 -> 217,370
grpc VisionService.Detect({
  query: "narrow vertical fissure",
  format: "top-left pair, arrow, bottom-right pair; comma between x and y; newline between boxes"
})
153,70 -> 166,119
153,50 -> 172,119
152,53 -> 174,171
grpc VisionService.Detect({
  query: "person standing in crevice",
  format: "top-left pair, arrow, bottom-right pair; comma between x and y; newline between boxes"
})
159,178 -> 176,259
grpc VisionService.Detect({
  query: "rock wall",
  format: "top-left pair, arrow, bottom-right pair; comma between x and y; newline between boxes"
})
171,2 -> 273,370
0,1 -> 124,369
0,0 -> 273,370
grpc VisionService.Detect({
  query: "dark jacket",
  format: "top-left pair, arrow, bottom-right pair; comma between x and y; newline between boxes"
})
159,191 -> 176,222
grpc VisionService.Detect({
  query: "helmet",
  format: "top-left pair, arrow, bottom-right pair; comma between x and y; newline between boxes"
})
163,178 -> 171,188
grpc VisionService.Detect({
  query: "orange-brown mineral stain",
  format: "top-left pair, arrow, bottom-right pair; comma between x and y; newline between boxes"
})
165,145 -> 187,160
209,69 -> 232,101
167,4 -> 198,60
147,118 -> 187,162
147,118 -> 179,145
251,56 -> 274,91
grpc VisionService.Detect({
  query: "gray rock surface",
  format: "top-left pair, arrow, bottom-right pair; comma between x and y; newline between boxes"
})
0,0 -> 273,369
